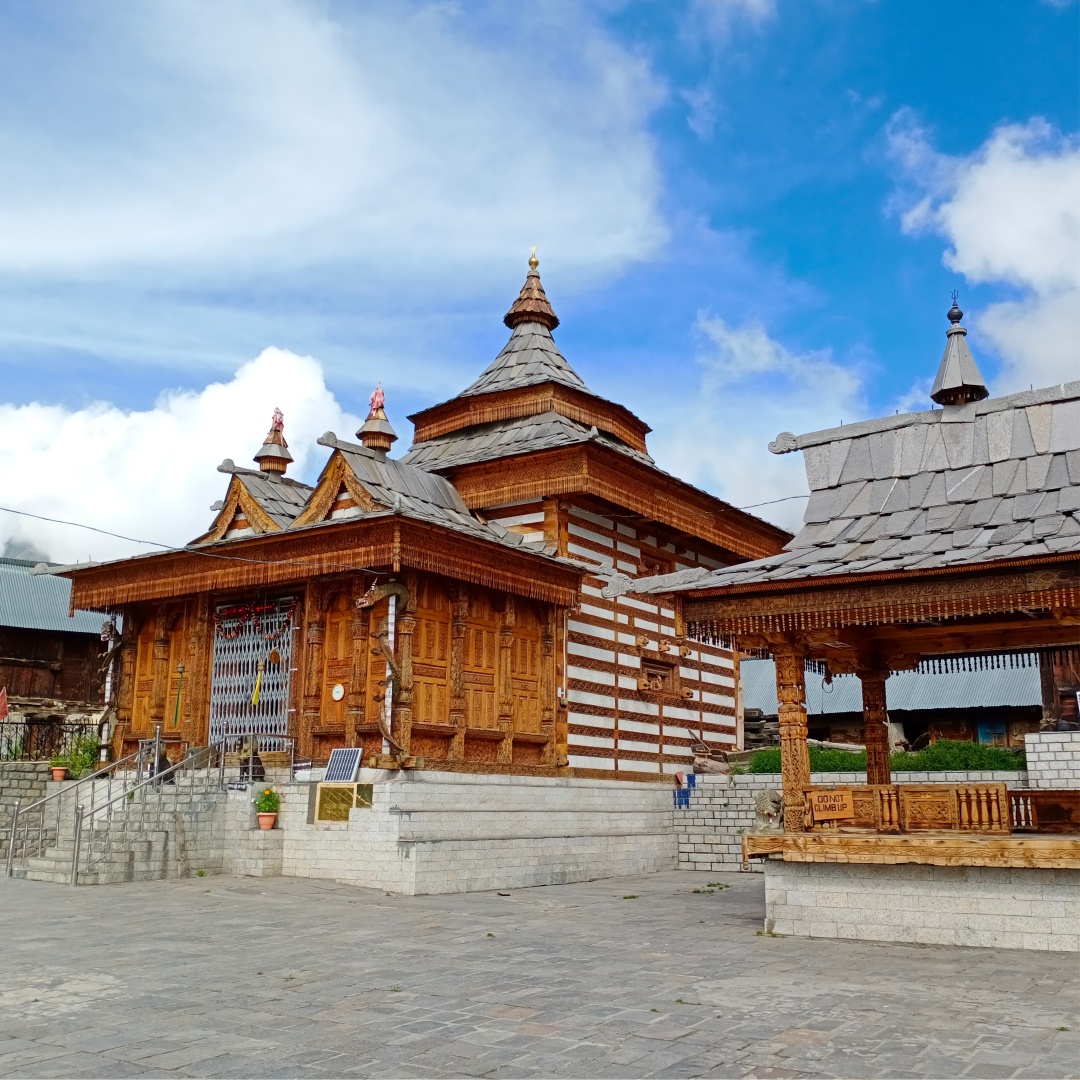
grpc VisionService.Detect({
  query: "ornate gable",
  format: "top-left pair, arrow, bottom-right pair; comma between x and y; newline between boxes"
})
195,475 -> 282,543
291,451 -> 386,527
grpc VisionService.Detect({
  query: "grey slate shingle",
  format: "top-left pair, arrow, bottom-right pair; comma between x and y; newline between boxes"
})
628,381 -> 1080,596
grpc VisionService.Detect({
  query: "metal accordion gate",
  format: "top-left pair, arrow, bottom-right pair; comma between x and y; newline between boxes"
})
208,597 -> 297,750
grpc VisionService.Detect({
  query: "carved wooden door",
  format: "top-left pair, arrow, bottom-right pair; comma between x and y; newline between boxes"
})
320,593 -> 354,731
130,620 -> 156,737
464,592 -> 498,728
413,578 -> 450,723
512,602 -> 542,733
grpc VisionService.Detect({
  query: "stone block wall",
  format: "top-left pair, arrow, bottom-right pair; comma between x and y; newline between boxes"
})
278,771 -> 677,895
1024,731 -> 1080,789
675,770 -> 1030,874
764,861 -> 1080,951
0,762 -> 51,857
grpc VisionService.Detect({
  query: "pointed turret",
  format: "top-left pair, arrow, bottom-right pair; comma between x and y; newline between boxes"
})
253,408 -> 294,474
931,295 -> 989,407
357,384 -> 398,455
503,248 -> 560,331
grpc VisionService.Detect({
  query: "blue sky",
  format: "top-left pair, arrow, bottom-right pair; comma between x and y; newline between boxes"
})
1,0 -> 1077,561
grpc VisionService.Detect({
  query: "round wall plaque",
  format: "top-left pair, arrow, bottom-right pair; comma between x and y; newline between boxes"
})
331,683 -> 345,701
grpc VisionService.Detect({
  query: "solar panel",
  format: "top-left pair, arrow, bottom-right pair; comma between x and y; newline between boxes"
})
323,748 -> 362,783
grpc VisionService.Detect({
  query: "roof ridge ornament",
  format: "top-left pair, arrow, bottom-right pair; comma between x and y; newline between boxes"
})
504,249 -> 559,331
769,431 -> 798,455
357,383 -> 398,456
930,292 -> 989,407
253,408 -> 294,475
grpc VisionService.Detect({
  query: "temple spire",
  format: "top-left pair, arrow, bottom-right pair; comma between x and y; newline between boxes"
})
357,384 -> 398,455
503,249 -> 559,331
930,294 -> 989,406
253,407 -> 294,474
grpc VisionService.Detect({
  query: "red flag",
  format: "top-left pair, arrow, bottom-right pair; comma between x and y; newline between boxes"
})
0,687 -> 8,721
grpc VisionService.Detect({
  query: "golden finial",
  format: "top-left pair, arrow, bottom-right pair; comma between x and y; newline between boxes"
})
528,245 -> 539,271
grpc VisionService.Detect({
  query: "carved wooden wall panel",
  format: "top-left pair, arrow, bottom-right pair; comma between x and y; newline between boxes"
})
413,576 -> 451,724
511,601 -> 542,734
319,592 -> 354,732
464,591 -> 498,729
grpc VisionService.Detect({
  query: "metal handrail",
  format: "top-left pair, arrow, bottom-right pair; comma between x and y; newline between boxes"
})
5,745 -> 146,877
69,731 -> 299,885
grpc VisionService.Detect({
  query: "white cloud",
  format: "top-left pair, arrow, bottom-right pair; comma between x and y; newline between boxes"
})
687,0 -> 777,38
648,315 -> 867,532
0,1 -> 666,280
0,349 -> 361,563
887,110 -> 1080,391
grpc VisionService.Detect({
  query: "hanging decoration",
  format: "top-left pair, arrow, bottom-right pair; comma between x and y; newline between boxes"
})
213,598 -> 298,640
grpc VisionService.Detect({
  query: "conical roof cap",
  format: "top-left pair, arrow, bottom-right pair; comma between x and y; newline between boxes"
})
357,385 -> 398,455
930,296 -> 989,406
503,251 -> 559,331
253,408 -> 294,474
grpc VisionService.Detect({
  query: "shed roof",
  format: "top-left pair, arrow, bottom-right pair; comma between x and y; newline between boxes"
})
741,657 -> 1041,715
631,380 -> 1080,595
0,558 -> 105,635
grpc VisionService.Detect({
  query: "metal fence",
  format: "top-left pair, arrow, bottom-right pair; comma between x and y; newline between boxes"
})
0,718 -> 98,762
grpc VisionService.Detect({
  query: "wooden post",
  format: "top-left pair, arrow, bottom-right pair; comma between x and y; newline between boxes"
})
497,597 -> 515,765
859,667 -> 892,786
301,583 -> 325,762
149,607 -> 170,727
346,581 -> 370,748
186,595 -> 212,746
394,578 -> 416,757
1040,651 -> 1061,728
773,637 -> 811,832
540,604 -> 556,765
449,587 -> 468,761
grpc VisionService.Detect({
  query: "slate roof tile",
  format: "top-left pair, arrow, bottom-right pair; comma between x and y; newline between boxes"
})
632,380 -> 1080,597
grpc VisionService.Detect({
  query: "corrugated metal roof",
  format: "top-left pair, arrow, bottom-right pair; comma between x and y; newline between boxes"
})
741,657 -> 1041,715
0,558 -> 106,635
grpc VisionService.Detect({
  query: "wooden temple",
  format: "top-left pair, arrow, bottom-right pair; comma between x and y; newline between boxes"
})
61,257 -> 788,777
619,299 -> 1080,868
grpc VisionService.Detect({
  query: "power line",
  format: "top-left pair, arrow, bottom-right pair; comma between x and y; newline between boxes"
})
737,494 -> 810,509
0,505 -> 380,577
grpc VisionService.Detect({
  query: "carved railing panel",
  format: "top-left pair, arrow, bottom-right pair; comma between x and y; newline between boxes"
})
1009,790 -> 1080,834
804,783 -> 1012,834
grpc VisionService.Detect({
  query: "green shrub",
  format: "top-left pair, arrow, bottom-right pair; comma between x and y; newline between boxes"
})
747,738 -> 1025,774
67,735 -> 101,779
891,738 -> 1025,772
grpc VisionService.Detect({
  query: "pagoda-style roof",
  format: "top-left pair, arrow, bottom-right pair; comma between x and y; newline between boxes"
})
404,409 -> 654,473
404,258 -> 652,474
627,380 -> 1080,597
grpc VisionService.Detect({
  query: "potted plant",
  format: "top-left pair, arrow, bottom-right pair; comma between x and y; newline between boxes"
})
49,754 -> 69,782
255,787 -> 280,830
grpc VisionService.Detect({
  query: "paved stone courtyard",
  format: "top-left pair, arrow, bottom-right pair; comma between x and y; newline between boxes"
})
0,870 -> 1076,1080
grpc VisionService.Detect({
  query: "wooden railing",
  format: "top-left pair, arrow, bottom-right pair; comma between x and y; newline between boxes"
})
1008,790 -> 1080,834
803,783 -> 1011,834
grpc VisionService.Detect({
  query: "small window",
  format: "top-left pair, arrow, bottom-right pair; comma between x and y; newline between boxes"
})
638,659 -> 676,694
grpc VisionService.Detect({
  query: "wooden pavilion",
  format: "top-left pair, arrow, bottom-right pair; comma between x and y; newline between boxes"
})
619,300 -> 1080,869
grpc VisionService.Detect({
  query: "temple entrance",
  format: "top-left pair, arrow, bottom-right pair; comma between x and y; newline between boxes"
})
208,597 -> 297,749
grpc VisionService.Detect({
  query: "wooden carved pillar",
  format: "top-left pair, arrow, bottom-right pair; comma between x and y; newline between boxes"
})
859,668 -> 892,786
149,606 -> 170,728
346,585 -> 370,748
185,594 -> 212,746
540,604 -> 556,765
773,638 -> 811,832
497,597 -> 515,765
394,576 -> 417,758
114,612 -> 138,756
448,586 -> 468,762
301,583 -> 325,761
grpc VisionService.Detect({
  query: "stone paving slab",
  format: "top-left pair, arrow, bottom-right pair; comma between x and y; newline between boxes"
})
0,871 -> 1077,1079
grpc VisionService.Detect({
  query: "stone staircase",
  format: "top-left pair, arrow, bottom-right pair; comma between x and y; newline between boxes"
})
23,794 -> 225,885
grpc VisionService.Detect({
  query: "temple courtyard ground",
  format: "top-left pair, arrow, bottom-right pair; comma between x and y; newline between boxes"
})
0,870 -> 1076,1080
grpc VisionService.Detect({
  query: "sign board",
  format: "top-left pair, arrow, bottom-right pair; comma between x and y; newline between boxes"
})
809,788 -> 855,821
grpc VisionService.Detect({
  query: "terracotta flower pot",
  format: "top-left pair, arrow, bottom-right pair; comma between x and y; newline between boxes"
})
257,812 -> 277,831
51,767 -> 68,782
